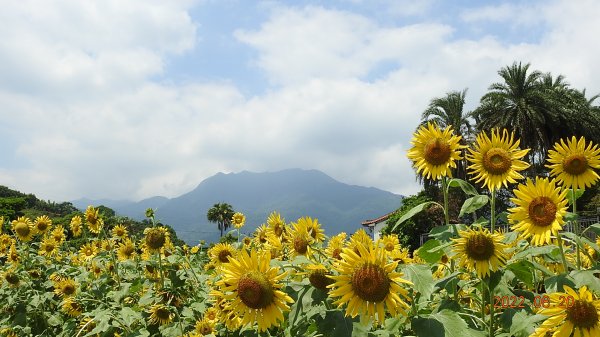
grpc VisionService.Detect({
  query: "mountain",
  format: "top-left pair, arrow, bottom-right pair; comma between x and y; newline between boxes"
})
74,169 -> 403,244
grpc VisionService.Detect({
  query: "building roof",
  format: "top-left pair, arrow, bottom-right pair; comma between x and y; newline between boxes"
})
361,211 -> 395,227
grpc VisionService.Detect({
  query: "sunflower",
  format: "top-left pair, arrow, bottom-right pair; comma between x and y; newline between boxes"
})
232,212 -> 246,229
34,215 -> 52,234
61,297 -> 82,317
111,224 -> 128,239
53,278 -> 78,297
89,260 -> 103,278
264,234 -> 284,259
6,243 -> 19,265
253,224 -> 270,246
147,304 -> 174,325
50,225 -> 66,244
208,243 -> 237,265
328,243 -> 411,325
285,220 -> 314,259
546,136 -> 600,190
466,128 -> 530,191
266,211 -> 286,238
85,205 -> 103,234
346,229 -> 373,257
389,247 -> 412,265
407,122 -> 465,180
144,227 -> 169,253
453,227 -> 508,278
1,269 -> 20,287
304,263 -> 333,291
194,317 -> 215,336
39,237 -> 60,258
378,234 -> 401,255
117,238 -> 137,261
70,215 -> 83,237
203,307 -> 218,323
297,216 -> 325,243
508,177 -> 568,246
532,286 -> 600,337
79,242 -> 98,261
216,249 -> 294,332
11,216 -> 34,242
326,232 -> 347,260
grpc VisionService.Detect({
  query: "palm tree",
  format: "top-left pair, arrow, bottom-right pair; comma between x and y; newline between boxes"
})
421,89 -> 474,181
472,62 -> 554,172
206,203 -> 235,237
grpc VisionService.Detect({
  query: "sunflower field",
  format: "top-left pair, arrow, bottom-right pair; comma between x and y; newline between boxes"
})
1,125 -> 600,337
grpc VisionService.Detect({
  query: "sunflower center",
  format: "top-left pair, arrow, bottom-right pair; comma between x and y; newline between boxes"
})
237,272 -> 274,309
567,300 -> 599,329
122,245 -> 134,256
14,222 -> 31,237
45,243 -> 56,252
465,233 -> 495,261
293,236 -> 308,254
563,154 -> 588,176
274,225 -> 283,237
332,248 -> 342,260
482,148 -> 512,175
155,307 -> 171,320
5,273 -> 19,285
145,229 -> 166,250
384,242 -> 395,252
351,263 -> 390,303
62,284 -> 76,295
424,138 -> 452,166
309,270 -> 333,290
37,222 -> 49,232
528,197 -> 557,227
218,250 -> 232,263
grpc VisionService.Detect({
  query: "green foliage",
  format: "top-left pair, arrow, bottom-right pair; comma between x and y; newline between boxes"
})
383,192 -> 444,251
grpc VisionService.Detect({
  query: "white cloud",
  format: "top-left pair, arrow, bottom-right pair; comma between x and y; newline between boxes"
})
3,0 -> 600,203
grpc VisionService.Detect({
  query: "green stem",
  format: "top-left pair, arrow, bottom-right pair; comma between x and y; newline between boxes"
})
157,251 -> 165,289
442,177 -> 458,301
572,190 -> 581,270
556,233 -> 569,273
480,280 -> 485,330
488,278 -> 494,337
490,190 -> 496,233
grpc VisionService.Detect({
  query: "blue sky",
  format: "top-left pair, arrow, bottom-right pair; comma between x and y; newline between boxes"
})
1,0 -> 599,201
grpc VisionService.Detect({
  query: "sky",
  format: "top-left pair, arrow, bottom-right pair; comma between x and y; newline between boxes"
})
1,0 -> 600,202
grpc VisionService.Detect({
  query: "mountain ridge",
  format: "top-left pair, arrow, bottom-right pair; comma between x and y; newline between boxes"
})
72,168 -> 403,244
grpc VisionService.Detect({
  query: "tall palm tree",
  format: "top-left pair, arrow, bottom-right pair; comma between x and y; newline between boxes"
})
472,62 -> 554,172
421,89 -> 474,181
206,203 -> 235,237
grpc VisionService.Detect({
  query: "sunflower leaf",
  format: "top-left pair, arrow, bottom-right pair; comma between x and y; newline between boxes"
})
402,264 -> 434,302
447,178 -> 479,196
393,201 -> 440,231
459,195 -> 489,218
566,189 -> 584,205
416,239 -> 444,264
413,310 -> 486,337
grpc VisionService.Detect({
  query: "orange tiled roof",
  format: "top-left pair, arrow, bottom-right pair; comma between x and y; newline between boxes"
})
361,211 -> 395,226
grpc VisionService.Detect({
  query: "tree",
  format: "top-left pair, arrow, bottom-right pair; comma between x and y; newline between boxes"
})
206,203 -> 235,237
421,88 -> 474,181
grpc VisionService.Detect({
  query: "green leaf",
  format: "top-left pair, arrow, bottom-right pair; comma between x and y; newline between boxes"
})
447,178 -> 479,196
402,264 -> 434,302
459,195 -> 489,218
120,307 -> 141,327
413,310 -> 486,337
434,272 -> 460,295
506,260 -> 534,288
513,245 -> 560,260
569,270 -> 600,293
544,274 -> 576,293
393,201 -> 440,231
583,223 -> 600,236
416,239 -> 444,264
566,189 -> 584,205
429,224 -> 466,242
507,311 -> 547,337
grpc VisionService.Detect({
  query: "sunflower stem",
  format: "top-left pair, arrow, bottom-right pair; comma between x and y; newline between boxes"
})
157,250 -> 165,289
442,176 -> 459,301
488,278 -> 494,337
571,189 -> 581,270
556,233 -> 569,273
490,190 -> 496,233
480,280 -> 485,329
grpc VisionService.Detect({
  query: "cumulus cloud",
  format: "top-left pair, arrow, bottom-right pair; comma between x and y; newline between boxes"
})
2,0 -> 600,203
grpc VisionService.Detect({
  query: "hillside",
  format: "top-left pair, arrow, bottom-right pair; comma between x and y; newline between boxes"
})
78,169 -> 403,244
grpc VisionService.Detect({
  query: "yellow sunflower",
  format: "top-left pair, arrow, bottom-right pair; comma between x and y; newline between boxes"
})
50,225 -> 66,244
546,136 -> 600,190
467,128 -> 530,191
144,227 -> 170,253
1,269 -> 20,287
117,238 -> 137,261
216,249 -> 294,332
297,216 -> 325,243
39,237 -> 60,258
326,232 -> 347,260
70,215 -> 83,237
266,211 -> 286,238
285,219 -> 314,259
208,243 -> 237,265
304,263 -> 333,291
194,317 -> 215,336
111,224 -> 129,239
11,216 -> 34,242
508,177 -> 568,246
147,304 -> 174,325
253,224 -> 270,246
61,297 -> 82,317
79,242 -> 98,261
346,229 -> 373,257
33,215 -> 52,234
328,243 -> 412,325
378,234 -> 401,255
85,205 -> 103,234
53,278 -> 78,297
407,122 -> 465,180
531,286 -> 600,337
232,212 -> 246,229
452,227 -> 508,278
